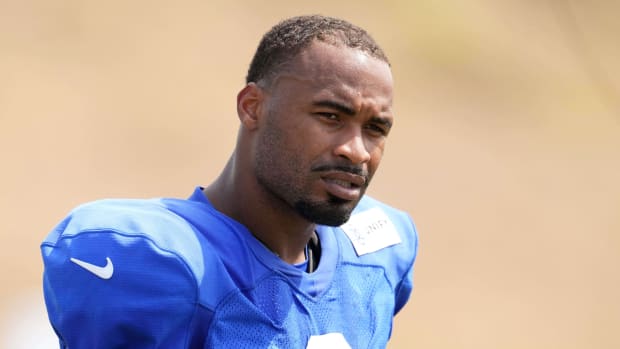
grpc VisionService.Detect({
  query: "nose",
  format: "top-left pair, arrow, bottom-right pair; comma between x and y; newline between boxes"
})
333,129 -> 371,165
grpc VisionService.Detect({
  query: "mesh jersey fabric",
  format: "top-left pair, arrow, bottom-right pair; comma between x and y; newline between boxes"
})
41,187 -> 418,348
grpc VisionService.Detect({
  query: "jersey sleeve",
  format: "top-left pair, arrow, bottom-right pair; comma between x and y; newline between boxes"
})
41,202 -> 205,348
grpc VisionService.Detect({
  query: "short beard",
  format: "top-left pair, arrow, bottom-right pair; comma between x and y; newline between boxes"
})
294,195 -> 356,226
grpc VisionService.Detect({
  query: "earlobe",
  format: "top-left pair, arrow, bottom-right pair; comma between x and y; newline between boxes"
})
237,83 -> 263,130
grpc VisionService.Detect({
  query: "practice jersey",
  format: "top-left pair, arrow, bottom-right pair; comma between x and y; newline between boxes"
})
41,187 -> 418,348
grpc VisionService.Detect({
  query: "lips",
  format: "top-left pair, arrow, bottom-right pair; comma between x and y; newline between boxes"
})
320,171 -> 367,201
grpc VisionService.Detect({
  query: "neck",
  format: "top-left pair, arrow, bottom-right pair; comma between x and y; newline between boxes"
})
203,155 -> 315,264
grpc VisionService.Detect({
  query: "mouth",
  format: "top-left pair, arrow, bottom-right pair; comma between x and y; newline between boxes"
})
320,171 -> 367,201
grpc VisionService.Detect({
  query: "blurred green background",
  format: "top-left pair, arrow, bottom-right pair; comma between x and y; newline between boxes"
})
1,0 -> 619,348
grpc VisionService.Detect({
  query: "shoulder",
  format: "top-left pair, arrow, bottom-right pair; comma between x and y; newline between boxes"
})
43,198 -> 209,274
333,195 -> 419,311
41,197 -> 216,303
40,198 -> 215,346
332,195 -> 419,274
42,196 -> 239,297
44,198 -> 198,245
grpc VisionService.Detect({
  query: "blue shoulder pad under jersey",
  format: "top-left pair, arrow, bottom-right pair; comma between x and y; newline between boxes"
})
41,198 -> 217,348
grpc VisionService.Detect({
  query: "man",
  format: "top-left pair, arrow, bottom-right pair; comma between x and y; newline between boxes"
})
41,15 -> 418,348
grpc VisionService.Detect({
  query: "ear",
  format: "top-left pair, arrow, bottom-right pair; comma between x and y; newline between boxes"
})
237,83 -> 264,130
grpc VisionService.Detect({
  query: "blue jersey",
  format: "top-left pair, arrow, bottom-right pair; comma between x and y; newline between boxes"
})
41,187 -> 418,348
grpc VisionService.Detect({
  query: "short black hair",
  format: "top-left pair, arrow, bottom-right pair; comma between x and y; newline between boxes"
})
246,15 -> 389,86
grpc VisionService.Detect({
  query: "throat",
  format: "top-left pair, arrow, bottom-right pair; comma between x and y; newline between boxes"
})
257,231 -> 321,273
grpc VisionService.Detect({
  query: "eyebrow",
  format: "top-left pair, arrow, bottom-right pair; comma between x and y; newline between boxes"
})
312,99 -> 393,129
312,100 -> 356,116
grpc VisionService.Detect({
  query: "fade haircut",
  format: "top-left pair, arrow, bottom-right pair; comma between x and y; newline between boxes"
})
246,15 -> 390,87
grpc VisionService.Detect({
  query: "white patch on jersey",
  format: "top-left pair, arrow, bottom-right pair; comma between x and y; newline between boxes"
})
341,207 -> 401,256
306,333 -> 352,349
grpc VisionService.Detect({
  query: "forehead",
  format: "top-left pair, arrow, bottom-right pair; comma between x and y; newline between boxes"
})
272,41 -> 394,111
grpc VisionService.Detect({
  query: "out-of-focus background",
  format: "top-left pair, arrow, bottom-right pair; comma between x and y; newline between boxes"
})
1,0 -> 619,348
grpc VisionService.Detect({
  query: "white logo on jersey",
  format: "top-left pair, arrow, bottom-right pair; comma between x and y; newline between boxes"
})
306,333 -> 352,349
70,257 -> 114,280
341,207 -> 401,256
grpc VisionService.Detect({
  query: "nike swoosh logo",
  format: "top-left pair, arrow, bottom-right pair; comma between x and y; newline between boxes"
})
70,257 -> 114,280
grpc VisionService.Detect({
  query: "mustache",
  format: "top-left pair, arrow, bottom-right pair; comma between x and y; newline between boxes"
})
311,164 -> 370,182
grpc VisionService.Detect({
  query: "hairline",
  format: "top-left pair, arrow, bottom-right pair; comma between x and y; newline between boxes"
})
256,38 -> 390,90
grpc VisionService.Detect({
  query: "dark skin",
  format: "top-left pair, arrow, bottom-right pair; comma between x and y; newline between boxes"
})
204,40 -> 394,264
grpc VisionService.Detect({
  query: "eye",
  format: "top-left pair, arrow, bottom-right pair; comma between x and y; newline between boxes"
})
365,123 -> 389,137
317,112 -> 340,122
